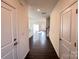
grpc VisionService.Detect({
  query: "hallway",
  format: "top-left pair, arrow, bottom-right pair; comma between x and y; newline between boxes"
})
25,31 -> 59,59
1,0 -> 78,59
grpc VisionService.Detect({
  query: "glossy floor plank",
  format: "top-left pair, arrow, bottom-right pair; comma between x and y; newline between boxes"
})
25,31 -> 59,59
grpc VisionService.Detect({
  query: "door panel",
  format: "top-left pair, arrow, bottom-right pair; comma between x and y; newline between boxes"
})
1,5 -> 12,47
2,51 -> 14,59
1,1 -> 18,59
60,2 -> 78,59
62,11 -> 71,42
70,52 -> 77,59
62,44 -> 70,59
1,44 -> 13,57
61,10 -> 71,59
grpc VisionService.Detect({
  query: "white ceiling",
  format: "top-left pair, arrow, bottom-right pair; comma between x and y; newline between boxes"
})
25,0 -> 59,18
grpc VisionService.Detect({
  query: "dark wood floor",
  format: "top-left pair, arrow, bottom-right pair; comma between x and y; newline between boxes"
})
25,32 -> 59,59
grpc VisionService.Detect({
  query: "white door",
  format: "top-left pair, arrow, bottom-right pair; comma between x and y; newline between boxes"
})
60,2 -> 78,59
1,1 -> 18,59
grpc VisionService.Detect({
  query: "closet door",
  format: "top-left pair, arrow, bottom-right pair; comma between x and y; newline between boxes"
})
1,1 -> 18,59
60,2 -> 78,59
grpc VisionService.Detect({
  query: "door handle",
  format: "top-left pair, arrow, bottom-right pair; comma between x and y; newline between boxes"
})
14,42 -> 18,46
14,38 -> 17,41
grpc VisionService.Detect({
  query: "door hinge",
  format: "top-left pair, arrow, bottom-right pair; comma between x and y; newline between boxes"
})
59,38 -> 62,40
76,9 -> 78,14
74,42 -> 76,47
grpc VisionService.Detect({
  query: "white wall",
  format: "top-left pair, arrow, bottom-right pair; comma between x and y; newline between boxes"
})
2,0 -> 30,59
17,4 -> 29,59
49,0 -> 77,57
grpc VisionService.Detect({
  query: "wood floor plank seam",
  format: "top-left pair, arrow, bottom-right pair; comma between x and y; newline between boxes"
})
25,32 -> 59,59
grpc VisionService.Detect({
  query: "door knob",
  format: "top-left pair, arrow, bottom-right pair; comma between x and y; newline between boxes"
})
14,42 -> 18,46
14,38 -> 17,41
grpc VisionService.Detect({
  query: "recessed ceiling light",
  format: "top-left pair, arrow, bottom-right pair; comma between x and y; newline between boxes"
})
37,9 -> 40,12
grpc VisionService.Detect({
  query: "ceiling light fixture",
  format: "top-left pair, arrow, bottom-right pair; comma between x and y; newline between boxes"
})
37,9 -> 41,12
